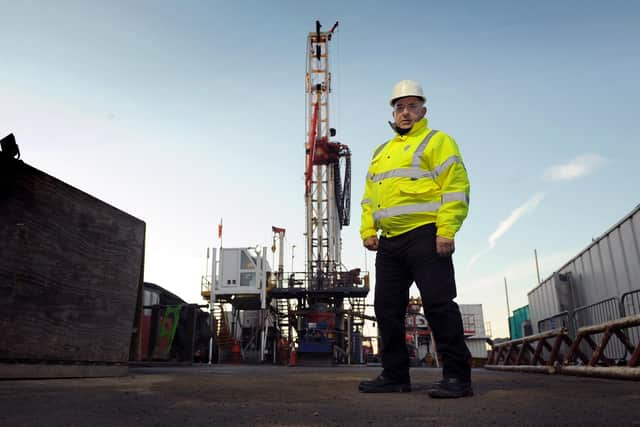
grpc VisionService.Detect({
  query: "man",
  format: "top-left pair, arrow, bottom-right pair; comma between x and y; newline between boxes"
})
358,80 -> 472,398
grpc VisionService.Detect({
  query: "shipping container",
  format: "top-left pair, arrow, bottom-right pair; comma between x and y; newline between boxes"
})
508,305 -> 531,340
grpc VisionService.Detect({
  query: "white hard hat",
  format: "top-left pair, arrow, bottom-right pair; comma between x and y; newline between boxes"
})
389,80 -> 426,106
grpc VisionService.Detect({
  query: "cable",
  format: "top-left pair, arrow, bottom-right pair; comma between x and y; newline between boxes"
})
333,161 -> 342,227
343,151 -> 351,226
332,146 -> 352,228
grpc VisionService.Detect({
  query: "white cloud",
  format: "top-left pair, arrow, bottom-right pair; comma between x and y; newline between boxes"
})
466,247 -> 491,269
543,153 -> 605,181
467,193 -> 546,269
488,192 -> 546,248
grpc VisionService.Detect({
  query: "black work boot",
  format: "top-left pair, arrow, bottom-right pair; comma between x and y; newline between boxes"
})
428,377 -> 473,398
358,374 -> 411,393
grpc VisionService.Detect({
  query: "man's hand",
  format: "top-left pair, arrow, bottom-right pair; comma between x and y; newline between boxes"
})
363,236 -> 379,251
436,236 -> 455,257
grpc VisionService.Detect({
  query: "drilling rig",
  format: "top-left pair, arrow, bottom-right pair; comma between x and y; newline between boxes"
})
202,21 -> 369,365
270,21 -> 369,365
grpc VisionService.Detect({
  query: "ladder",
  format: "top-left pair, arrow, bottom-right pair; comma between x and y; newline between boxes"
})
212,301 -> 240,363
275,298 -> 291,339
349,297 -> 367,328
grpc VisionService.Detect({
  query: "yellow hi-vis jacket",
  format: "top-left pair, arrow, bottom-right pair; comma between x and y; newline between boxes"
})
360,118 -> 470,240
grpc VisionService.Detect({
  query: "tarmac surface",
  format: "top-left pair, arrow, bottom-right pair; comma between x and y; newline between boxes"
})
1,364 -> 639,426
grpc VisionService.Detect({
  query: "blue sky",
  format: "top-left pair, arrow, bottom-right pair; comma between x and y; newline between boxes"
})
2,0 -> 639,338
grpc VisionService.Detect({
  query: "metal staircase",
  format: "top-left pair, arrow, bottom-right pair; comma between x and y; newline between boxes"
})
275,298 -> 292,339
349,296 -> 367,328
212,301 -> 240,363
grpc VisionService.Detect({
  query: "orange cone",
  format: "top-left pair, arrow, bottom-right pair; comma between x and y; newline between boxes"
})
231,340 -> 241,364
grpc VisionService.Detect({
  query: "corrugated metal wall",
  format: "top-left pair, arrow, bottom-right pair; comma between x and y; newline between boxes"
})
528,205 -> 640,334
528,276 -> 561,334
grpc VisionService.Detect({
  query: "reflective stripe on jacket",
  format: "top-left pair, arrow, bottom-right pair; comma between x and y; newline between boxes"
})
360,118 -> 470,240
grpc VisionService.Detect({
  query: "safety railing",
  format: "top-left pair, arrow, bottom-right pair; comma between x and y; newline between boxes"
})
486,328 -> 572,374
310,269 -> 370,290
282,272 -> 307,288
562,314 -> 640,379
488,314 -> 640,380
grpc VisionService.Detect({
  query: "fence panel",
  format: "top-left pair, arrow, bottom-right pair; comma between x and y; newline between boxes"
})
573,298 -> 624,361
621,289 -> 640,352
537,312 -> 569,362
538,312 -> 569,333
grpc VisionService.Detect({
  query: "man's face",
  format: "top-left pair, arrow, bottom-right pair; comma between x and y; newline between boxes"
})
392,96 -> 426,130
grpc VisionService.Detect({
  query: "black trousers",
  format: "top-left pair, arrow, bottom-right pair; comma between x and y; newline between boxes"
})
375,223 -> 471,382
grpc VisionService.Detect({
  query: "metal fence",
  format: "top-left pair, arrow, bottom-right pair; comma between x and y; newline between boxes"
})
621,289 -> 640,316
538,311 -> 569,333
572,298 -> 624,360
621,289 -> 640,352
538,292 -> 640,363
537,311 -> 570,365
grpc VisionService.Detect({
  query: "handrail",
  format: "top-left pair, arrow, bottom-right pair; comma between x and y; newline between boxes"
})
486,328 -> 571,368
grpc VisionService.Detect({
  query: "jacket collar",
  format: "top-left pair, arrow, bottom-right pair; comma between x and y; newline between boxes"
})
388,118 -> 429,138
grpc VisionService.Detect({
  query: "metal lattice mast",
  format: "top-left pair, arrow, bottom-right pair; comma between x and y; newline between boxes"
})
305,21 -> 340,289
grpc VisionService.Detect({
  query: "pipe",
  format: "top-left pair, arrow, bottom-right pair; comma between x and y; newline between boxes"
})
559,366 -> 640,380
491,328 -> 567,349
485,365 -> 556,374
347,315 -> 351,365
277,230 -> 285,288
305,103 -> 319,194
486,364 -> 640,380
534,249 -> 541,285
